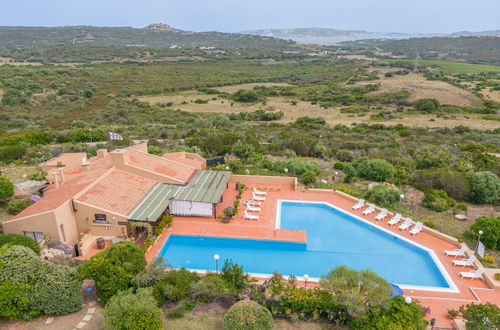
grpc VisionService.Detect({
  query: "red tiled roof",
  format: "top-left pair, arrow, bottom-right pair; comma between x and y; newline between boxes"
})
40,153 -> 87,167
76,169 -> 157,216
10,157 -> 114,220
128,149 -> 195,182
162,152 -> 205,169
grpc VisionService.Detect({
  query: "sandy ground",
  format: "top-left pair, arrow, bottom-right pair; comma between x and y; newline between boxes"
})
356,70 -> 480,107
0,57 -> 43,66
214,82 -> 292,93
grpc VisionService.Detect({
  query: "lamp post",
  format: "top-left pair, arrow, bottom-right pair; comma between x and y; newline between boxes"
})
476,230 -> 483,252
303,274 -> 309,289
213,254 -> 220,273
404,296 -> 412,304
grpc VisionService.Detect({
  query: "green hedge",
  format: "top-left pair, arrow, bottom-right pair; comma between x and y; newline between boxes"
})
0,233 -> 40,254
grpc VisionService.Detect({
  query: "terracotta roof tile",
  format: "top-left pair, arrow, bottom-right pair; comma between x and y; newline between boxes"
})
162,152 -> 205,169
76,169 -> 157,216
128,149 -> 195,182
40,153 -> 87,167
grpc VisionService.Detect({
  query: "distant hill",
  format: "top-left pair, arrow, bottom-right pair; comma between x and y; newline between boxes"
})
0,24 -> 298,50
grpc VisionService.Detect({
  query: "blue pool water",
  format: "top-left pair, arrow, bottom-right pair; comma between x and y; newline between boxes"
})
157,201 -> 451,289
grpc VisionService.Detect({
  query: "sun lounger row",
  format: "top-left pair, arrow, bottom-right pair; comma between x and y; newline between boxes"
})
243,187 -> 267,220
443,246 -> 484,280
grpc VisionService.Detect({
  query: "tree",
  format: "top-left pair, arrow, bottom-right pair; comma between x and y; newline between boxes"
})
0,177 -> 14,200
467,171 -> 500,204
353,157 -> 395,182
465,217 -> 500,250
221,260 -> 249,293
0,233 -> 40,254
454,303 -> 499,330
191,274 -> 227,303
364,185 -> 402,207
223,300 -> 273,330
77,242 -> 146,304
233,89 -> 260,103
7,199 -> 33,215
413,98 -> 440,113
0,246 -> 83,319
232,142 -> 255,162
422,190 -> 455,212
301,170 -> 317,186
320,266 -> 392,318
103,288 -> 163,330
355,296 -> 427,330
343,163 -> 357,183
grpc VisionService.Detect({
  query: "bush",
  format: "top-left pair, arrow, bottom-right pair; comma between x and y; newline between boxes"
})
465,216 -> 500,250
467,171 -> 500,204
191,274 -> 227,303
414,98 -> 440,112
0,246 -> 82,319
0,233 -> 40,254
353,157 -> 395,182
456,303 -> 499,330
147,145 -> 163,156
320,266 -> 392,318
103,288 -> 163,330
152,268 -> 200,304
233,89 -> 260,103
221,260 -> 249,293
154,215 -> 173,236
7,199 -> 33,215
364,185 -> 401,207
354,296 -> 427,330
0,176 -> 14,200
223,300 -> 273,330
301,170 -> 317,186
77,242 -> 146,304
336,149 -> 354,162
422,190 -> 455,212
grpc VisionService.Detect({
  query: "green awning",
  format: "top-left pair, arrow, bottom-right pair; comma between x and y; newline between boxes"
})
127,170 -> 230,222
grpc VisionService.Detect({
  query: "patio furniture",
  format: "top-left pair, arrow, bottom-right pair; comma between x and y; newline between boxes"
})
374,208 -> 388,221
409,222 -> 423,235
253,187 -> 267,196
352,199 -> 365,210
460,268 -> 484,280
452,256 -> 476,267
252,193 -> 266,201
444,246 -> 466,257
245,203 -> 261,212
387,214 -> 401,226
362,204 -> 376,215
398,218 -> 413,231
244,210 -> 259,220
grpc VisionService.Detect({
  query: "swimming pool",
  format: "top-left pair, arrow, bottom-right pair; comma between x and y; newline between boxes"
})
157,200 -> 457,291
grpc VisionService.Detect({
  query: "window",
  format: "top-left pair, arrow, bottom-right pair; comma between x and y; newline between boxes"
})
94,214 -> 111,224
23,231 -> 44,242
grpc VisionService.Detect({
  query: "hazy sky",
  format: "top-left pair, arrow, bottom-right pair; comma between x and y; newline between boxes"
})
1,0 -> 499,33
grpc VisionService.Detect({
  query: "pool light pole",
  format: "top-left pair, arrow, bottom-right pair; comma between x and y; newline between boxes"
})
476,230 -> 483,252
303,274 -> 309,289
213,254 -> 220,273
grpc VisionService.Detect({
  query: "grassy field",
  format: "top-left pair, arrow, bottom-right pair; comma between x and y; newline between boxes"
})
380,59 -> 500,73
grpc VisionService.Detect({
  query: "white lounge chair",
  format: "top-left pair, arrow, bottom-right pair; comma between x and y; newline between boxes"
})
352,199 -> 365,210
398,218 -> 413,231
253,187 -> 267,196
387,213 -> 401,226
460,268 -> 484,280
245,203 -> 261,212
252,193 -> 266,201
248,200 -> 262,206
374,208 -> 388,221
362,204 -> 376,215
453,256 -> 476,267
244,210 -> 259,220
445,246 -> 466,257
409,222 -> 423,235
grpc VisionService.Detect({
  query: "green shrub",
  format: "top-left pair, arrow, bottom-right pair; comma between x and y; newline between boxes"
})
334,161 -> 346,170
154,215 -> 173,236
223,300 -> 273,330
301,170 -> 317,186
0,233 -> 40,254
456,303 -> 499,330
456,203 -> 468,211
7,199 -> 33,215
364,185 -> 402,207
77,242 -> 146,304
103,288 -> 163,330
422,189 -> 455,212
233,89 -> 261,103
336,150 -> 354,162
353,157 -> 395,182
354,296 -> 427,329
191,274 -> 227,303
465,216 -> 500,250
147,145 -> 163,156
152,268 -> 200,304
221,260 -> 249,293
413,98 -> 440,113
0,246 -> 83,319
467,171 -> 500,204
343,163 -> 357,183
0,176 -> 14,200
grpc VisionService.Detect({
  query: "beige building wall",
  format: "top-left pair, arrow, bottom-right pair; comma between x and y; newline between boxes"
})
73,201 -> 129,238
54,201 -> 79,245
2,211 -> 62,242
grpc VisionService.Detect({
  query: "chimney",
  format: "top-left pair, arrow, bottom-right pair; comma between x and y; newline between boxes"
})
110,149 -> 129,169
81,156 -> 90,171
54,172 -> 60,189
58,168 -> 65,184
96,149 -> 108,159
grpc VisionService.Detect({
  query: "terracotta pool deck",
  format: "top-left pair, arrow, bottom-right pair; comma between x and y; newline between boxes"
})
146,182 -> 499,328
